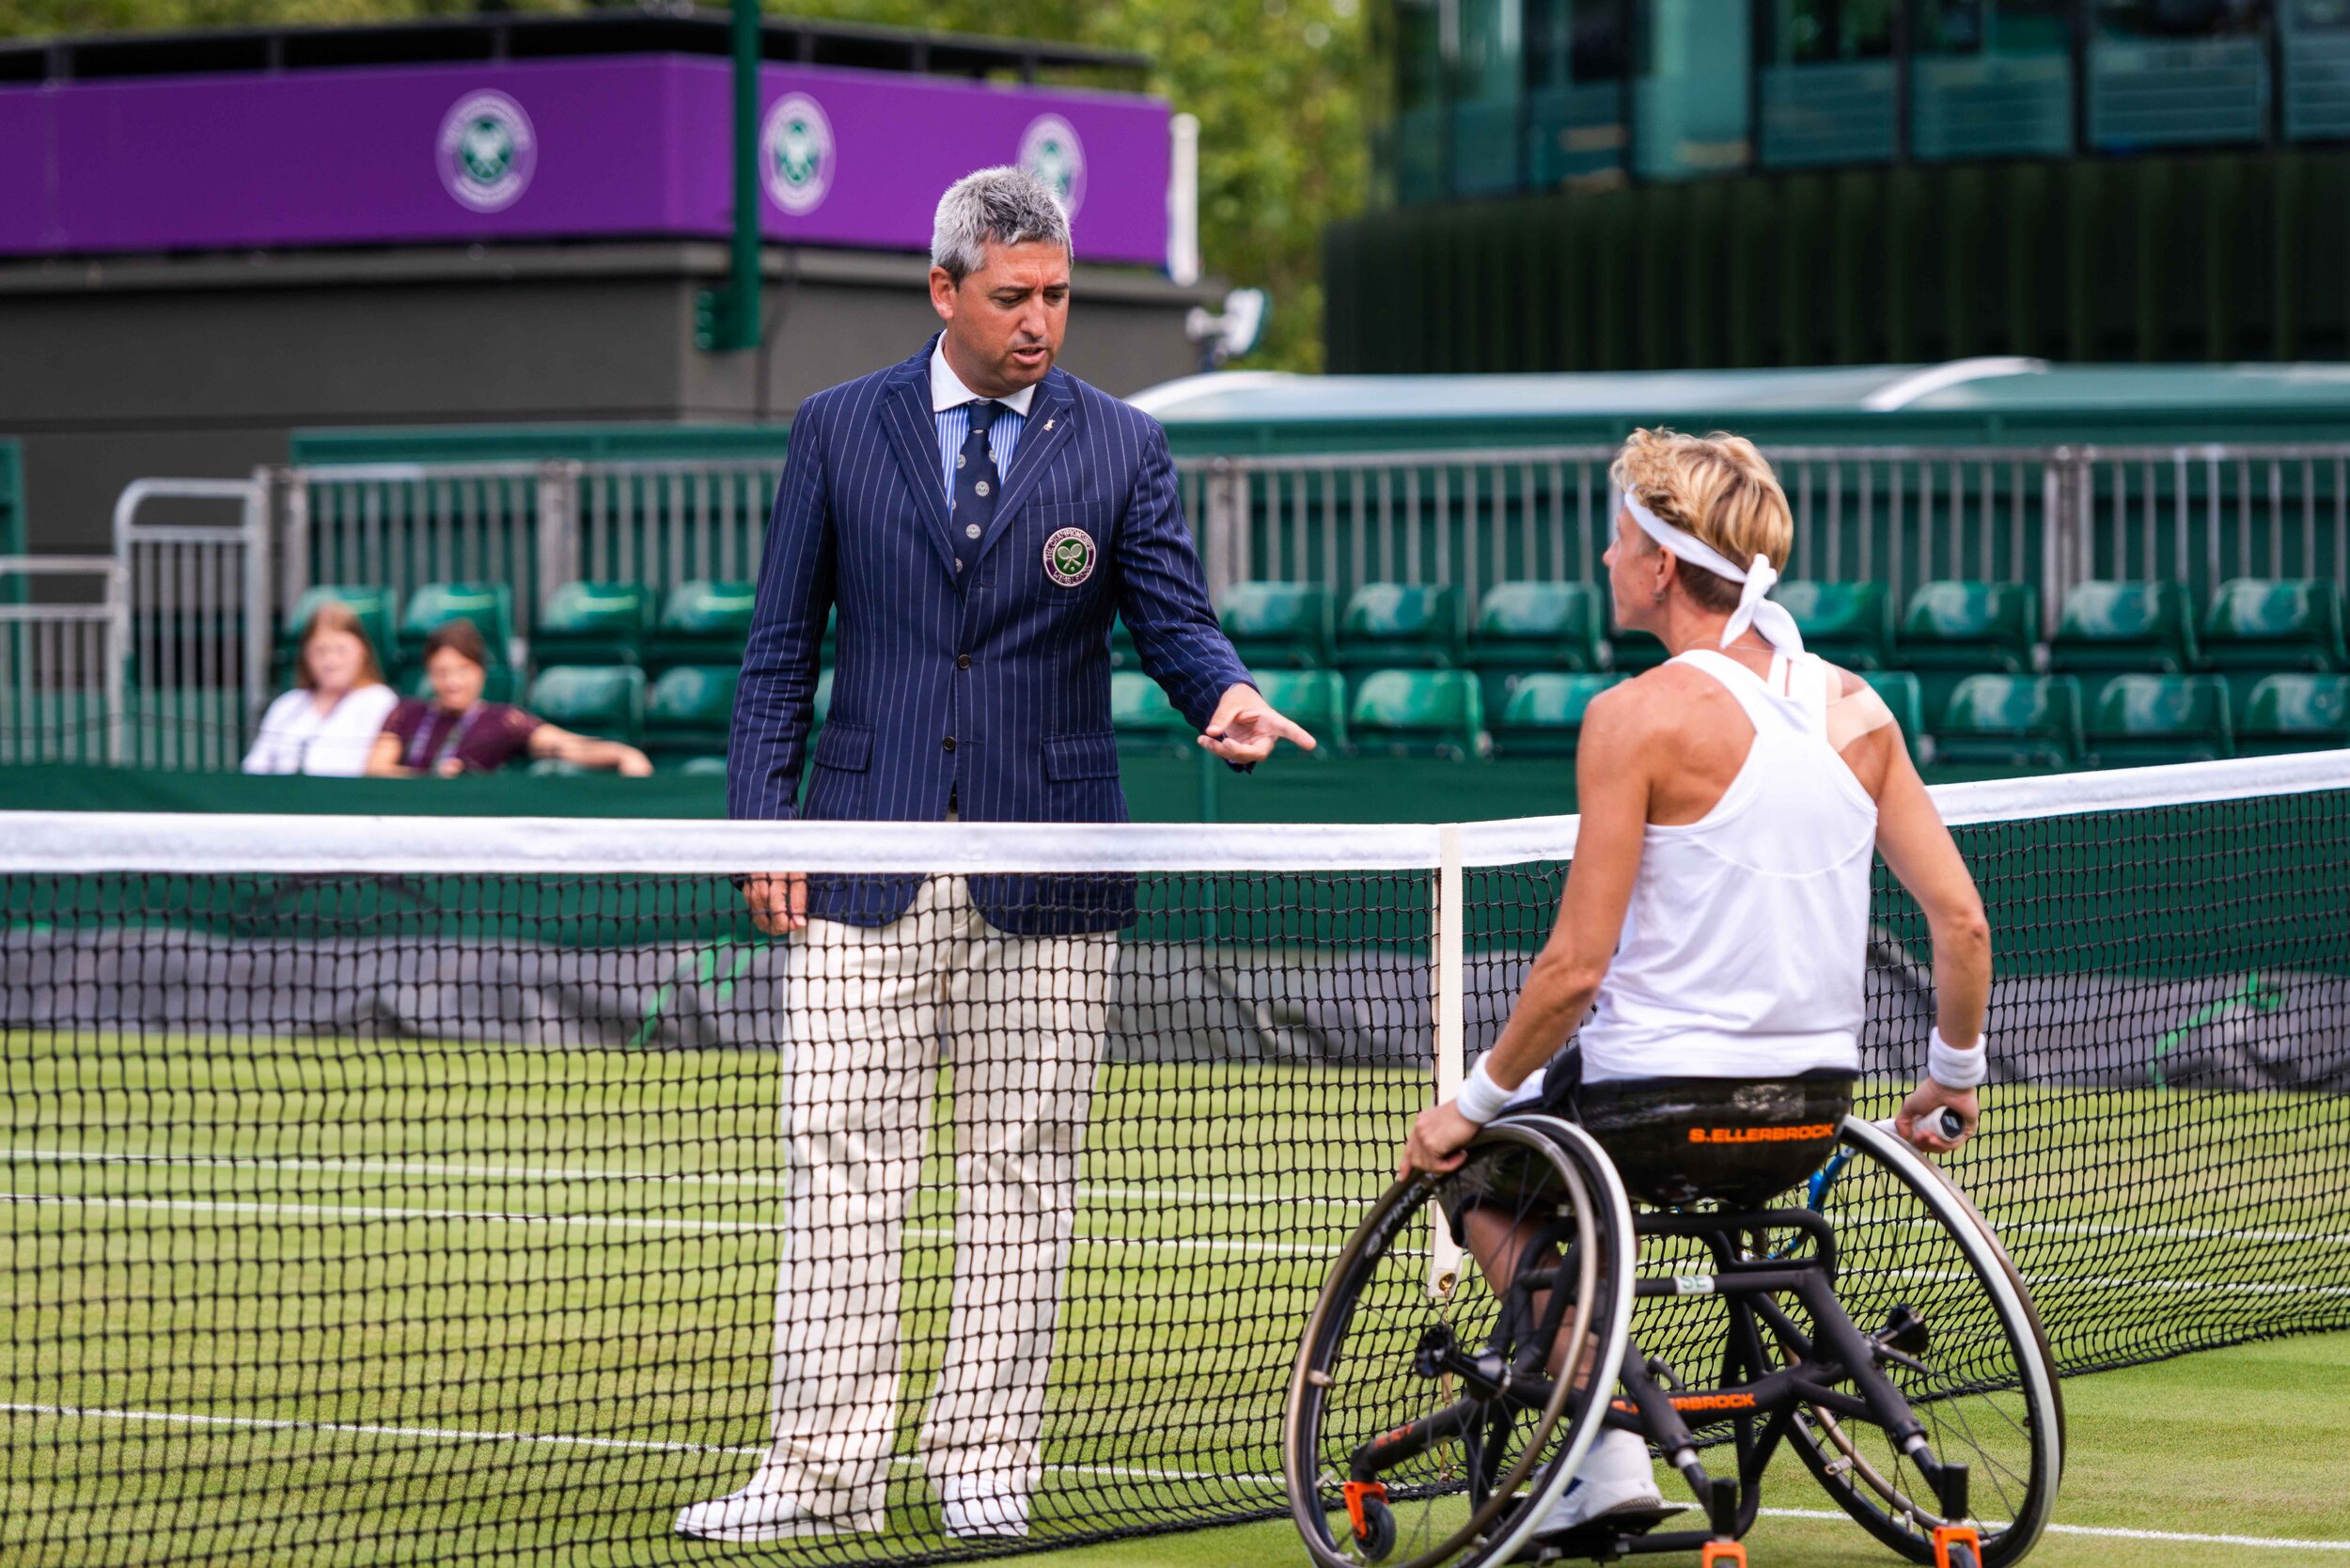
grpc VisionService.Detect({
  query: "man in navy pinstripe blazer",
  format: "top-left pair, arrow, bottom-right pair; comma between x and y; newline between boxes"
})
679,168 -> 1312,1545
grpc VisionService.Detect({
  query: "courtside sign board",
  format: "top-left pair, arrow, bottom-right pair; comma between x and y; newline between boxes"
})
0,57 -> 1168,265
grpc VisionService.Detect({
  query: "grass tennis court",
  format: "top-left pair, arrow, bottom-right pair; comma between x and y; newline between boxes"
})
3,1030 -> 2346,1566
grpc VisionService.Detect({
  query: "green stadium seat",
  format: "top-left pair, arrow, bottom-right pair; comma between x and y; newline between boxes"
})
534,582 -> 651,668
1858,669 -> 1929,768
526,666 -> 646,747
1899,581 -> 2041,718
811,667 -> 834,730
1931,674 -> 2085,771
2201,579 -> 2348,704
2237,674 -> 2350,755
1220,582 -> 1332,669
1348,669 -> 1487,760
649,580 -> 756,670
275,585 -> 397,683
1337,584 -> 1461,677
1470,582 -> 1606,710
643,665 -> 738,761
1778,581 -> 1894,669
2084,675 -> 2233,768
1250,668 -> 1349,752
399,583 -> 516,671
674,754 -> 731,777
1111,670 -> 1190,755
1489,672 -> 1622,760
1109,615 -> 1140,672
525,757 -> 594,777
403,665 -> 519,705
2050,581 -> 2200,677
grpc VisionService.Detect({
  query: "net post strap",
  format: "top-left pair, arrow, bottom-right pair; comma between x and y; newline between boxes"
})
1430,823 -> 1466,1301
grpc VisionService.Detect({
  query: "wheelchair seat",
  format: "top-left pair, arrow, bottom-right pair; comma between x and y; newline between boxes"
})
1570,1071 -> 1855,1210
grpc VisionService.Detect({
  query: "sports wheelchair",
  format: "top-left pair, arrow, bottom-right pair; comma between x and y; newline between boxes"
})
1284,1112 -> 2062,1568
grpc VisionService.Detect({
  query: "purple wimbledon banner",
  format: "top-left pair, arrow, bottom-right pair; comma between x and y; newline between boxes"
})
0,56 -> 1172,266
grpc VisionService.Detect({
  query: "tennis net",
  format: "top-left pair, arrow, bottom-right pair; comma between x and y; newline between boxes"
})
3,752 -> 2347,1565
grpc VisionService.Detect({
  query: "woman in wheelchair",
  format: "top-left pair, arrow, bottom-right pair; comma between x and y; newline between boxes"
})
1396,430 -> 1994,1552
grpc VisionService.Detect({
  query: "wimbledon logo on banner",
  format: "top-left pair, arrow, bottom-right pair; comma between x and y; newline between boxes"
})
1020,115 -> 1087,219
763,93 -> 836,215
438,91 -> 537,212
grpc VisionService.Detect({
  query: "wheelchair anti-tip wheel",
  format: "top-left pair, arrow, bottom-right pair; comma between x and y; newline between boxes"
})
1773,1118 -> 2064,1568
1284,1116 -> 1637,1568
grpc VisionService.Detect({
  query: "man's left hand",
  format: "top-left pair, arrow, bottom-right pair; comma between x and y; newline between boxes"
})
1199,682 -> 1317,763
1399,1100 -> 1480,1179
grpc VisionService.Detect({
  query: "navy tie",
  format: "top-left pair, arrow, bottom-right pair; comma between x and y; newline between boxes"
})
953,399 -> 1001,572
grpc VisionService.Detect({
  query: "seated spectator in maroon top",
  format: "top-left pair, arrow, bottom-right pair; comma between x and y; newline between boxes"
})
368,619 -> 651,778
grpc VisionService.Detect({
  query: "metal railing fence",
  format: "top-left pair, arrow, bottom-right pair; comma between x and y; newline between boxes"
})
14,440 -> 2349,771
0,557 -> 128,766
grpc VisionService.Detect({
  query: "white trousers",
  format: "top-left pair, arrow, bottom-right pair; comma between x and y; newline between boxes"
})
756,874 -> 1115,1526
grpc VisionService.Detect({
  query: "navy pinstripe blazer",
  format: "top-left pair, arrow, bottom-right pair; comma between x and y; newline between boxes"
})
727,337 -> 1252,933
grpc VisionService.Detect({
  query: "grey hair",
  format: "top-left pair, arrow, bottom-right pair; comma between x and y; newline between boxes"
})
931,166 -> 1073,283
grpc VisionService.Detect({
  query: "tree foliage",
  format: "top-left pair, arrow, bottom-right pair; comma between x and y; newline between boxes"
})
1,0 -> 1368,370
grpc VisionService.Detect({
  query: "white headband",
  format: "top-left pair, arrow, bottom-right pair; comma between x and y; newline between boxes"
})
1622,494 -> 1805,657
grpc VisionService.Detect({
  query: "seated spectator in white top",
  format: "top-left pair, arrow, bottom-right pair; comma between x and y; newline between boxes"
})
242,603 -> 400,776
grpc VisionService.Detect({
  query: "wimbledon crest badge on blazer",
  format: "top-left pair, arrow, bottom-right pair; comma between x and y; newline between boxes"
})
1043,527 -> 1098,588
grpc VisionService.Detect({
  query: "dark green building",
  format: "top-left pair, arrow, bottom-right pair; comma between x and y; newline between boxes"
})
1327,0 -> 2350,371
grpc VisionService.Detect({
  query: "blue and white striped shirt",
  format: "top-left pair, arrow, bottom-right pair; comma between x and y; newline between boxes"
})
930,337 -> 1030,508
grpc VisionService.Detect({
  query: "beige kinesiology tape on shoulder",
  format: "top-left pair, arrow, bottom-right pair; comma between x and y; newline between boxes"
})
1824,679 -> 1896,753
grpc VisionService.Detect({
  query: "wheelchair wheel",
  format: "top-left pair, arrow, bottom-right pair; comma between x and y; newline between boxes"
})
1776,1117 -> 2063,1568
1284,1116 -> 1636,1568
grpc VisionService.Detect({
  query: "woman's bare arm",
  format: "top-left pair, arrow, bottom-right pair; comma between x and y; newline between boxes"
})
364,733 -> 415,778
1401,689 -> 1653,1174
1871,729 -> 1993,1148
528,723 -> 653,776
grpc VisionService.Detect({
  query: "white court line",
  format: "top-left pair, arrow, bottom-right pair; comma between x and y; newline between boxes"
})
0,1403 -> 1287,1489
3,1150 -> 1375,1212
29,1151 -> 2350,1245
3,1404 -> 2340,1550
0,1194 -> 1339,1259
1757,1507 -> 2350,1552
1850,1263 -> 2350,1300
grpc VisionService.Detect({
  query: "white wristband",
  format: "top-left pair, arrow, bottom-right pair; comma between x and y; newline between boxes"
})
1454,1057 -> 1513,1125
1928,1027 -> 1988,1091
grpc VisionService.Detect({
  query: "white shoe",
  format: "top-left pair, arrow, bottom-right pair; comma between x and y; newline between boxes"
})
941,1480 -> 1031,1540
673,1483 -> 867,1542
1535,1430 -> 1672,1535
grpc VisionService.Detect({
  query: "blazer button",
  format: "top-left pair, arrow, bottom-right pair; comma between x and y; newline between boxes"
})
942,736 -> 958,752
956,654 -> 972,670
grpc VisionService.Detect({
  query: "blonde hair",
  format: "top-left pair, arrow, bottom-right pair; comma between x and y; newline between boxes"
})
1610,428 -> 1794,615
295,602 -> 385,691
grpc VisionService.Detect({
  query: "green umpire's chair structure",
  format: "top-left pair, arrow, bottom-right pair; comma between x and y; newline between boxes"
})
1110,670 -> 1191,756
1489,672 -> 1622,760
1899,581 -> 2041,718
648,581 -> 757,671
1469,582 -> 1608,713
644,665 -> 738,766
274,585 -> 398,686
1859,670 -> 1930,768
527,666 -> 646,747
2050,581 -> 2201,677
1778,581 -> 1895,669
398,583 -> 516,675
534,582 -> 653,668
1336,584 -> 1462,678
1250,668 -> 1349,753
2201,579 -> 2348,704
1348,669 -> 1487,760
1931,674 -> 2085,771
2237,674 -> 2350,755
2083,675 -> 2233,767
1220,582 -> 1332,669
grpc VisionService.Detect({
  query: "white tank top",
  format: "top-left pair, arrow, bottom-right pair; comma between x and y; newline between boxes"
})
1574,648 -> 1879,1084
